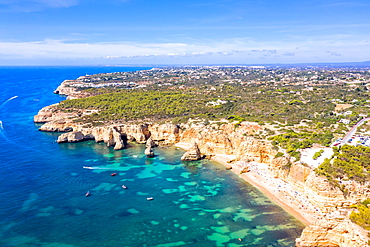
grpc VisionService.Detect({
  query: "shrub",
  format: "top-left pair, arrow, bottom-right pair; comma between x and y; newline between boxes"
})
313,149 -> 324,160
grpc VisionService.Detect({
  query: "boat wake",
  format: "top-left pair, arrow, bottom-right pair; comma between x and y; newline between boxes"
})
0,120 -> 12,144
0,96 -> 18,144
0,96 -> 18,110
83,166 -> 111,170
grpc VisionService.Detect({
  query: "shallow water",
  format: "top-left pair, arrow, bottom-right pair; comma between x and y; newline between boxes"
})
0,66 -> 304,247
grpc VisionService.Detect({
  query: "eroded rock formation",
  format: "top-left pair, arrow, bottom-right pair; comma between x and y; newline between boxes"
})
296,219 -> 367,247
57,131 -> 86,143
146,137 -> 156,148
181,142 -> 202,161
144,146 -> 155,157
53,79 -> 91,99
34,103 -> 370,246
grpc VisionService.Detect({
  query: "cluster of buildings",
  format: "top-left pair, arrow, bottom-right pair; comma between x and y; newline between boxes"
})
71,66 -> 370,89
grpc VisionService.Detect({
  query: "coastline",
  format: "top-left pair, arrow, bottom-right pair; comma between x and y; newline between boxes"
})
175,142 -> 318,227
239,172 -> 313,226
211,155 -> 316,226
31,66 -> 370,247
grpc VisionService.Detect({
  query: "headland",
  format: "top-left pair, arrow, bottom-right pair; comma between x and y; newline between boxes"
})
35,66 -> 370,246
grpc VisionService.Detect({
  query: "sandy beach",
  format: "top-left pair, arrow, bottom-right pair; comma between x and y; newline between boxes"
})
175,142 -> 321,226
211,154 -> 323,226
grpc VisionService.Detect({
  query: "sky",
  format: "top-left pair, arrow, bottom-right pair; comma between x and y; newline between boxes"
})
0,0 -> 370,65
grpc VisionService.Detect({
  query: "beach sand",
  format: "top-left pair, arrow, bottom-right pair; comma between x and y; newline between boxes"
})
211,154 -> 320,226
174,142 -> 319,226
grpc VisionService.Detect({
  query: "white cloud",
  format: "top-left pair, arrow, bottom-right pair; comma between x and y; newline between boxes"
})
326,51 -> 341,56
0,37 -> 369,64
0,0 -> 79,12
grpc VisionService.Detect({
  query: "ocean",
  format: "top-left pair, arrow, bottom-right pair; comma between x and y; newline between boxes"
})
0,66 -> 304,247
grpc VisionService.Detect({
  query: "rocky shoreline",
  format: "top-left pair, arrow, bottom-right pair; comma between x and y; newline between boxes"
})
34,79 -> 370,247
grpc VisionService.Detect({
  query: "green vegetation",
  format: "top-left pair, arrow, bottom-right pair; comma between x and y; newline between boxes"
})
288,99 -> 303,105
228,115 -> 245,128
350,199 -> 370,230
316,145 -> 370,188
313,149 -> 324,160
55,67 -> 370,235
274,152 -> 284,158
58,66 -> 370,131
60,81 -> 365,127
58,91 -> 222,122
268,129 -> 333,161
55,67 -> 370,165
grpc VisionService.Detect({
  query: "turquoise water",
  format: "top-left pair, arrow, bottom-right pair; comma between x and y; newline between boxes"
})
0,67 -> 304,247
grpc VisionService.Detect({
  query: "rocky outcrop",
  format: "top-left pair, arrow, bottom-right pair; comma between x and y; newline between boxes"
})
57,131 -> 87,143
179,122 -> 276,164
39,121 -> 76,132
181,142 -> 202,161
148,123 -> 180,146
146,137 -> 156,148
144,146 -> 155,157
112,127 -> 125,150
296,219 -> 368,247
34,104 -> 79,123
54,79 -> 91,99
34,102 -> 370,246
117,124 -> 150,143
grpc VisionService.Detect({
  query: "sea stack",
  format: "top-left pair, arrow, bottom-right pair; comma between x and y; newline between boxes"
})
145,146 -> 155,158
146,137 -> 156,148
181,142 -> 202,161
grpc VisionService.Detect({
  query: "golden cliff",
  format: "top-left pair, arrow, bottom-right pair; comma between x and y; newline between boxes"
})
33,106 -> 370,247
53,78 -> 92,99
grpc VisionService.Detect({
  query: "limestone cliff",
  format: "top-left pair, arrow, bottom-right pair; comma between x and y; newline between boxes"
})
34,104 -> 79,124
179,122 -> 276,164
57,131 -> 86,143
181,142 -> 202,161
296,219 -> 367,247
53,79 -> 91,99
34,105 -> 370,246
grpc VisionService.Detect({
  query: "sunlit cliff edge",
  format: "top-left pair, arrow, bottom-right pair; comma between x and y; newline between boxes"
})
33,77 -> 370,247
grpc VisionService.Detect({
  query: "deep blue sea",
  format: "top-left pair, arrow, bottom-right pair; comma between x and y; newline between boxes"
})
0,66 -> 304,247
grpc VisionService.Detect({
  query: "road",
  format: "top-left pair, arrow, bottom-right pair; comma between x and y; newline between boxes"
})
340,117 -> 370,145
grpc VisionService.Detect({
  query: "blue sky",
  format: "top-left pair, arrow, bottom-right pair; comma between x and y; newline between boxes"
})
0,0 -> 369,65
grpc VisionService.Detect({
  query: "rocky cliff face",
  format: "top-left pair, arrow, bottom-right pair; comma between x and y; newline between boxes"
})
34,104 -> 79,124
181,142 -> 202,161
296,219 -> 367,247
179,122 -> 277,164
53,79 -> 91,99
34,106 -> 370,247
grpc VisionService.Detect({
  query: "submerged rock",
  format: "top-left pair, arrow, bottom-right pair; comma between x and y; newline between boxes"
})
181,142 -> 202,161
